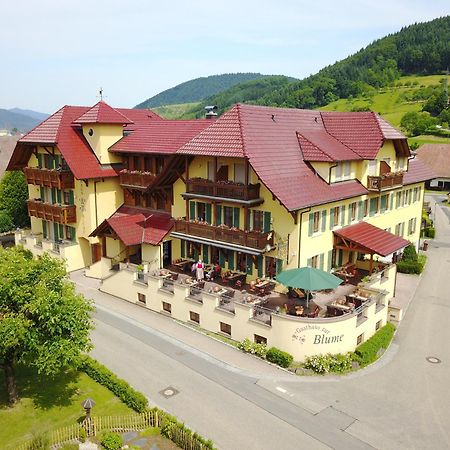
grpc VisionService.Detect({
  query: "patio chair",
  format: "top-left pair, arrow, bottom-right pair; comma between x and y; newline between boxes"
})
308,306 -> 320,318
171,273 -> 179,281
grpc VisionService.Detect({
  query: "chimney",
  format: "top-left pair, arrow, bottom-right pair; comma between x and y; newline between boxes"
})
205,105 -> 218,119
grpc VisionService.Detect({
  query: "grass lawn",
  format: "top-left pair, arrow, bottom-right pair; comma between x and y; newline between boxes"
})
152,102 -> 200,119
0,365 -> 133,449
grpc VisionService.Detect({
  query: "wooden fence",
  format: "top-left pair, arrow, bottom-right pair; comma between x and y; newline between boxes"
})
15,410 -> 212,450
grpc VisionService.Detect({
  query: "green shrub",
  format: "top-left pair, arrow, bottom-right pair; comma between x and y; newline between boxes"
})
79,427 -> 87,443
79,355 -> 148,412
354,323 -> 395,366
304,353 -> 353,374
0,210 -> 14,232
397,259 -> 422,274
266,347 -> 293,368
237,338 -> 268,358
29,432 -> 50,450
101,432 -> 123,450
426,227 -> 435,238
402,243 -> 418,261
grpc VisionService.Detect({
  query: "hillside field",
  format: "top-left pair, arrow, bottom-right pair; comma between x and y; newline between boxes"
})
152,102 -> 200,119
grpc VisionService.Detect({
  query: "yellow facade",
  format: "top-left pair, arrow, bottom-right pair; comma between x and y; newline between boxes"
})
81,124 -> 123,164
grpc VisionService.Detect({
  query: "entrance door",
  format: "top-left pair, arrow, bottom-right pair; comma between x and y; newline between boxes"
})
163,241 -> 172,268
91,243 -> 102,264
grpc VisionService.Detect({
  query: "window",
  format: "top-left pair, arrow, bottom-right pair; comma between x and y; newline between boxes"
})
375,320 -> 382,331
363,199 -> 369,217
408,218 -> 417,235
234,163 -> 245,183
197,202 -> 206,221
252,210 -> 264,232
369,197 -> 379,216
254,334 -> 267,345
313,211 -> 320,233
137,293 -> 146,305
368,160 -> 377,176
311,255 -> 319,268
396,191 -> 402,208
220,322 -> 231,336
333,207 -> 340,227
189,311 -> 200,324
395,222 -> 405,237
162,302 -> 171,313
207,161 -> 215,181
343,161 -> 351,178
357,333 -> 364,345
65,226 -> 75,241
380,195 -> 388,213
350,202 -> 357,222
223,206 -> 234,227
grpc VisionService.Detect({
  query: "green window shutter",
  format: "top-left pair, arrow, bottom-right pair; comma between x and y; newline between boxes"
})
257,255 -> 263,277
59,224 -> 64,238
54,155 -> 60,168
308,213 -> 314,236
329,208 -> 335,229
219,250 -> 225,268
202,244 -> 209,264
68,190 -> 74,205
319,253 -> 324,271
390,193 -> 394,210
193,246 -> 199,261
341,205 -> 346,226
181,240 -> 185,258
70,226 -> 76,242
42,221 -> 47,238
321,210 -> 327,232
233,207 -> 240,228
37,154 -> 42,168
189,201 -> 195,220
348,205 -> 352,223
205,203 -> 212,223
216,205 -> 222,225
275,258 -> 283,275
228,250 -> 235,270
40,186 -> 45,200
337,249 -> 344,266
57,189 -> 62,204
263,211 -> 271,233
358,201 -> 364,220
51,188 -> 56,204
246,255 -> 253,275
327,249 -> 333,271
307,257 -> 312,267
53,223 -> 59,240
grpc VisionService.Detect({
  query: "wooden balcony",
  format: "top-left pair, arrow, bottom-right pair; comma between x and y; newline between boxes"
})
23,167 -> 74,189
185,179 -> 261,202
367,173 -> 403,192
27,200 -> 76,224
119,170 -> 156,190
173,219 -> 273,251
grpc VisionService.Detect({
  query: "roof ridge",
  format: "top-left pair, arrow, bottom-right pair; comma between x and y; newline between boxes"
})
54,106 -> 68,143
371,111 -> 384,144
19,105 -> 66,143
319,111 -> 366,159
235,103 -> 247,158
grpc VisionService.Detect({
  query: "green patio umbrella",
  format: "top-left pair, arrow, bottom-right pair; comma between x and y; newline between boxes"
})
276,267 -> 343,307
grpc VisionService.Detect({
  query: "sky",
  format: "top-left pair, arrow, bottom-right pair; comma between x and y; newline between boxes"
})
1,0 -> 449,113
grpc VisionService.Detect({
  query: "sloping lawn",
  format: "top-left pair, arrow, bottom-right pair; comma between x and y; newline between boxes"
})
0,365 -> 133,448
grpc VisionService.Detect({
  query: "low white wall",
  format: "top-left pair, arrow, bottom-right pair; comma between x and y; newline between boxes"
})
100,268 -> 389,362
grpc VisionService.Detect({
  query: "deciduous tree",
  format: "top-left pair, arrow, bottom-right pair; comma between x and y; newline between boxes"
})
0,247 -> 94,406
0,171 -> 29,229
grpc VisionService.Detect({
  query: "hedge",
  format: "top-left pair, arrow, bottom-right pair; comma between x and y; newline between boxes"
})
78,355 -> 148,412
354,323 -> 396,366
397,255 -> 426,274
266,347 -> 293,368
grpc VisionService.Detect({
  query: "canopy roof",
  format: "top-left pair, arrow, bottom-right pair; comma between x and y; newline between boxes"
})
333,221 -> 409,257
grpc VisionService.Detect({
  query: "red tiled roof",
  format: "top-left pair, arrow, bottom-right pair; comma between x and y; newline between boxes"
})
179,104 -> 368,211
321,111 -> 407,159
415,144 -> 450,178
298,130 -> 360,162
9,106 -> 163,179
334,222 -> 409,256
91,206 -> 173,246
73,101 -> 134,125
109,120 -> 212,154
403,157 -> 436,184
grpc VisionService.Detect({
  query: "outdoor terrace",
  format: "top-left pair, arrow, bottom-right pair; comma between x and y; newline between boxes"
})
367,172 -> 403,192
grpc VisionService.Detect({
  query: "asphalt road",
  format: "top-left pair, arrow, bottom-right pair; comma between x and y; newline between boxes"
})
90,194 -> 450,450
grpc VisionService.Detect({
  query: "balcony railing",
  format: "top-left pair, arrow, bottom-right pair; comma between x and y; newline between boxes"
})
23,167 -> 75,189
119,170 -> 156,190
367,173 -> 403,192
186,178 -> 261,201
27,200 -> 76,224
173,219 -> 273,251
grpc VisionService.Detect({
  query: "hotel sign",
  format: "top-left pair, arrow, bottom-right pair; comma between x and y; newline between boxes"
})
292,324 -> 344,345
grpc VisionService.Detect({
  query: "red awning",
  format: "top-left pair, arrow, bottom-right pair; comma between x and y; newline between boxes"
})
333,221 -> 409,257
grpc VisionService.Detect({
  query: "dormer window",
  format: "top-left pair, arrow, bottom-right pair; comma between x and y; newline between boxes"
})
335,161 -> 351,181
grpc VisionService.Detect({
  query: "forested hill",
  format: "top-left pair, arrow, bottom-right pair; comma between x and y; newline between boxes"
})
256,16 -> 450,110
135,73 -> 270,108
